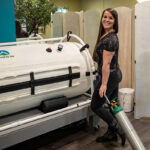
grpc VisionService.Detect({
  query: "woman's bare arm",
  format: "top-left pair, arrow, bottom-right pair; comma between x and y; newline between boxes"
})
99,50 -> 115,98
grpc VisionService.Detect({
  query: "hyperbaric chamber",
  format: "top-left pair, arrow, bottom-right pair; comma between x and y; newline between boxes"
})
0,35 -> 94,117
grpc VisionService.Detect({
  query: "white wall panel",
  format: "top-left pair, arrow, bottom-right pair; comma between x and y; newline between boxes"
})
115,7 -> 132,88
135,2 -> 150,118
51,13 -> 63,38
84,10 -> 100,55
63,12 -> 80,37
76,11 -> 84,40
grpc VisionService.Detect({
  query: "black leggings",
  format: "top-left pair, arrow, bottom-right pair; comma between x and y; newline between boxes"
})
91,71 -> 119,127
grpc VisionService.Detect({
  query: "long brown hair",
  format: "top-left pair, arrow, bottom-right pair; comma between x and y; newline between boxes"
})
93,8 -> 118,62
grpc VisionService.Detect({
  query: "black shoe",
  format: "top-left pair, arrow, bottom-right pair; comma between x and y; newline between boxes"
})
113,123 -> 126,146
96,129 -> 118,143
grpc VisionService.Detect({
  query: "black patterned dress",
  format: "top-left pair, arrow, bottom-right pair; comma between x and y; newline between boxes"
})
91,32 -> 120,125
96,32 -> 119,74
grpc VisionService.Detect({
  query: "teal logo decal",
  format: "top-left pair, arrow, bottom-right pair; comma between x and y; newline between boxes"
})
0,50 -> 10,56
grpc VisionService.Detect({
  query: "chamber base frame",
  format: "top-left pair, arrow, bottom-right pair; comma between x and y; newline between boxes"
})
0,94 -> 96,149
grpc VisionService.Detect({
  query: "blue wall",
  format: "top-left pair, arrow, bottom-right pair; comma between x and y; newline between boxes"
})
0,0 -> 16,43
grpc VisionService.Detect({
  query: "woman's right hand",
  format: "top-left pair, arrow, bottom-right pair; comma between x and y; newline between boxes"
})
99,84 -> 107,98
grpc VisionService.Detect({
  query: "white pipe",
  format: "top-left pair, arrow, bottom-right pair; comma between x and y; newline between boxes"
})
0,37 -> 64,46
60,34 -> 95,95
60,35 -> 67,43
72,34 -> 95,95
84,50 -> 94,94
0,99 -> 91,132
84,49 -> 95,94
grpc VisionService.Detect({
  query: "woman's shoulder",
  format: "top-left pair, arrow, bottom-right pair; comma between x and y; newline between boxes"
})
107,32 -> 118,39
103,32 -> 118,43
103,32 -> 119,51
111,32 -> 118,39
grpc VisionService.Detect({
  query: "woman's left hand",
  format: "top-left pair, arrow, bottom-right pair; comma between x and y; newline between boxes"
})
99,84 -> 107,98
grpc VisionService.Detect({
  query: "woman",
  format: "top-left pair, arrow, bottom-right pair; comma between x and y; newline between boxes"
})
91,8 -> 126,146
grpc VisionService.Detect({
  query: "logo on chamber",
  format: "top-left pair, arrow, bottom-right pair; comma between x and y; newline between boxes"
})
0,50 -> 10,56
